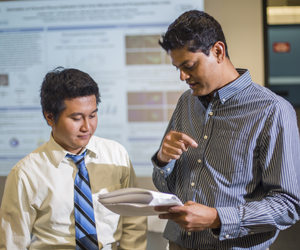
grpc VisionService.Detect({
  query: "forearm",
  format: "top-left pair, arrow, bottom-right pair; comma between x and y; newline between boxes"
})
216,193 -> 300,240
152,153 -> 176,193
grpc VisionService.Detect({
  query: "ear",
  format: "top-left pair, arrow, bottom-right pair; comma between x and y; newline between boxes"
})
211,41 -> 226,63
44,112 -> 55,127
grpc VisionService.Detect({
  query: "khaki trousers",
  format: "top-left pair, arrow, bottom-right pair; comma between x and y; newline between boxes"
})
168,241 -> 270,250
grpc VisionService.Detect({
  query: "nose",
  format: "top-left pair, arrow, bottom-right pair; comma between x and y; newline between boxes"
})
81,118 -> 91,131
180,70 -> 190,81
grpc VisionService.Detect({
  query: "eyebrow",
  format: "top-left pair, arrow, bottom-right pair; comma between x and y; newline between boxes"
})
70,108 -> 98,116
173,59 -> 190,68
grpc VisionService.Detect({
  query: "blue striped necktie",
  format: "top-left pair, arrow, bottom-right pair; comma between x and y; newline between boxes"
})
66,150 -> 99,250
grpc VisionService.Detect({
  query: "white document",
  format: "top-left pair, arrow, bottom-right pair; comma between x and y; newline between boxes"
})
98,188 -> 183,216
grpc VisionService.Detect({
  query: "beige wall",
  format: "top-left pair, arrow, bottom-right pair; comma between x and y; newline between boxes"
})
205,0 -> 264,86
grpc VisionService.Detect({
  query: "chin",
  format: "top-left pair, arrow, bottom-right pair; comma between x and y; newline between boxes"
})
190,89 -> 203,96
73,139 -> 90,149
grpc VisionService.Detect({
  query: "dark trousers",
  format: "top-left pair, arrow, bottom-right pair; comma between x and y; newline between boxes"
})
168,241 -> 270,250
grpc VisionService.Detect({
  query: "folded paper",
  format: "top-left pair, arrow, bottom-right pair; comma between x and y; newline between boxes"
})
98,188 -> 183,216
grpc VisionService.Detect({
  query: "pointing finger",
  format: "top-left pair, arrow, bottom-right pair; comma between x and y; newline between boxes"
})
171,131 -> 198,148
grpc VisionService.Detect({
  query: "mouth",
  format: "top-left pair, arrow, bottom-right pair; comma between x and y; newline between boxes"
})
187,82 -> 198,89
78,134 -> 90,139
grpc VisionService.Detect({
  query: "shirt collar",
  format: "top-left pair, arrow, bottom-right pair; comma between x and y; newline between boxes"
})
85,136 -> 98,158
217,68 -> 252,104
47,134 -> 98,167
198,69 -> 252,106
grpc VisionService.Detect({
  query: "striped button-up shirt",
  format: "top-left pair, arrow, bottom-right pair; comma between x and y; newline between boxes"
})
152,69 -> 300,250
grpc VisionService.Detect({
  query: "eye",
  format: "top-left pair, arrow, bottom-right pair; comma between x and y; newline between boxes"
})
89,112 -> 97,119
185,64 -> 194,70
71,116 -> 81,121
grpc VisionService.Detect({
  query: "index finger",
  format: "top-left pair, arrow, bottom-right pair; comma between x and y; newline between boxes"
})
154,205 -> 178,212
172,131 -> 198,148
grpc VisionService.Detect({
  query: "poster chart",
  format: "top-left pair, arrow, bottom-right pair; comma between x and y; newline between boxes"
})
0,0 -> 204,176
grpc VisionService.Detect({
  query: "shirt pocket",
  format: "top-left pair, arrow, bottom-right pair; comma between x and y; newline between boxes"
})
206,128 -> 248,174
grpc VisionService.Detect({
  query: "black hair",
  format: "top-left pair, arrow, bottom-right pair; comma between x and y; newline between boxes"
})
40,67 -> 100,124
159,10 -> 229,58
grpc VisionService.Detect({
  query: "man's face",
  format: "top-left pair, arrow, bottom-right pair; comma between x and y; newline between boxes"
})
45,95 -> 98,154
169,46 -> 223,97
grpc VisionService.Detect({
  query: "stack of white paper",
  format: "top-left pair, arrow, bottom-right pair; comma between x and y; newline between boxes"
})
98,188 -> 183,216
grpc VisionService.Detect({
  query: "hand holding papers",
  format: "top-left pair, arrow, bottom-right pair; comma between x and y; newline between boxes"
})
98,188 -> 183,216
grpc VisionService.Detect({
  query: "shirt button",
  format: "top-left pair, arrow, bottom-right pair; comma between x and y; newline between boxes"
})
160,170 -> 164,174
204,135 -> 208,139
188,232 -> 191,236
167,168 -> 170,172
225,234 -> 229,238
162,183 -> 165,186
191,182 -> 195,186
222,98 -> 226,102
198,159 -> 201,163
209,111 -> 213,116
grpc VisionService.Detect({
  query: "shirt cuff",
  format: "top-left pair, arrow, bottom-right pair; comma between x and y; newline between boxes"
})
151,153 -> 175,178
216,207 -> 240,240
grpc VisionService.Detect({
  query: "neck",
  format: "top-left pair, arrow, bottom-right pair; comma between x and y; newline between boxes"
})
223,59 -> 240,84
207,62 -> 240,101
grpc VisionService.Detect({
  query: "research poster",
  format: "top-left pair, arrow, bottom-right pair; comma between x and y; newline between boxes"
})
0,0 -> 204,176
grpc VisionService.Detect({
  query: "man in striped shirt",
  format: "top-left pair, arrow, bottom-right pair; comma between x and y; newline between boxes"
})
152,10 -> 300,250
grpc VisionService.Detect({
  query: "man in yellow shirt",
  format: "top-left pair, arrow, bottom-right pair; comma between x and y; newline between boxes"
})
0,67 -> 147,250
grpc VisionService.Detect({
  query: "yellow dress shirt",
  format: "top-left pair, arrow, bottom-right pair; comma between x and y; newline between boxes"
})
0,135 -> 147,250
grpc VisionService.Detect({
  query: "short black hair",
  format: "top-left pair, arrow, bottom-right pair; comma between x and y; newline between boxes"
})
159,10 -> 229,58
40,67 -> 100,124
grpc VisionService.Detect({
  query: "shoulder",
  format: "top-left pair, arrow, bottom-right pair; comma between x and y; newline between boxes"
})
88,136 -> 132,167
248,83 -> 294,111
7,141 -> 50,182
250,83 -> 287,103
249,83 -> 297,124
174,89 -> 198,108
89,135 -> 129,156
179,89 -> 193,101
